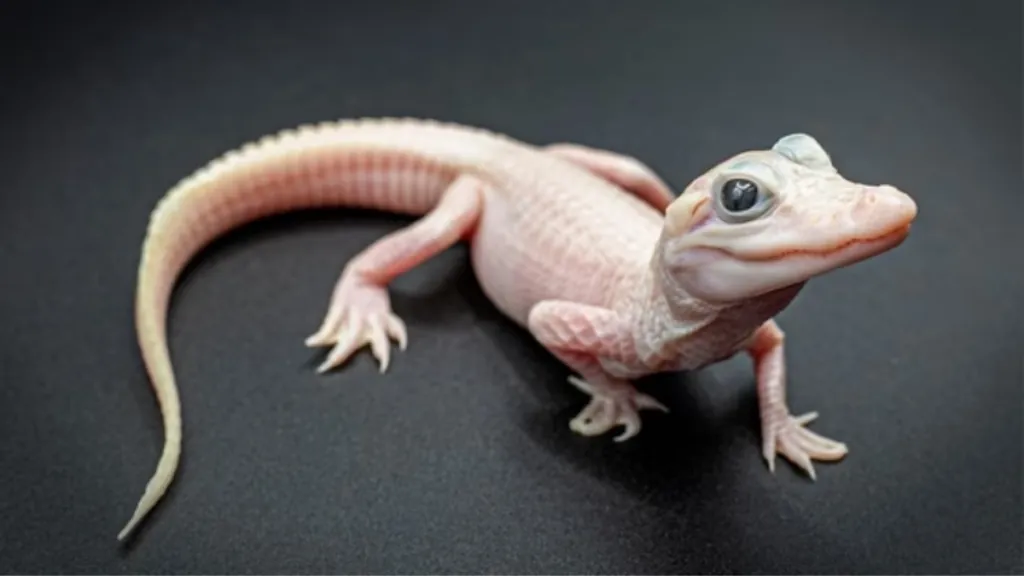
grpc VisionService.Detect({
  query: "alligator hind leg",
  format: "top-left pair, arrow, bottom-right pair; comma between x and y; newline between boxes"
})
306,174 -> 485,373
543,143 -> 676,211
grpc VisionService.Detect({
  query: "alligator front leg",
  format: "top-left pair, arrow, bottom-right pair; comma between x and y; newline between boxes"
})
748,320 -> 849,479
527,300 -> 668,441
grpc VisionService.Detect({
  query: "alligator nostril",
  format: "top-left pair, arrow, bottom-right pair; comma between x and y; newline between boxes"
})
874,184 -> 918,223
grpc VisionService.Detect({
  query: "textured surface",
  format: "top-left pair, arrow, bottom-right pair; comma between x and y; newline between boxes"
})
1,0 -> 1020,573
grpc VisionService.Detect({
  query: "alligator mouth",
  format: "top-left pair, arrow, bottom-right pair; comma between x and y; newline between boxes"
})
731,224 -> 913,262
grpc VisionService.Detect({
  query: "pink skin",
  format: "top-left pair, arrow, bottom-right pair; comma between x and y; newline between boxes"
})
750,319 -> 847,479
305,143 -> 678,438
661,146 -> 917,304
527,300 -> 669,441
647,134 -> 916,474
542,142 -> 676,212
119,120 -> 917,542
304,174 -> 485,373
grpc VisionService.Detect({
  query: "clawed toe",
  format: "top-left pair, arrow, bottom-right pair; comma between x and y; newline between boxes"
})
765,410 -> 848,480
305,277 -> 408,374
567,376 -> 668,442
310,311 -> 406,373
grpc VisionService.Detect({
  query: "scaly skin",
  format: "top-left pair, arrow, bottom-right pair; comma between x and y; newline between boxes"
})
118,118 -> 917,541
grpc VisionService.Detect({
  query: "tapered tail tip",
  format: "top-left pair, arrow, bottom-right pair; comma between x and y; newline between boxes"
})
117,519 -> 138,542
116,500 -> 150,542
116,458 -> 176,542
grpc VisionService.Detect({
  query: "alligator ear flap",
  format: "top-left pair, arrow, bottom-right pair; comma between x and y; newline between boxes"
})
772,133 -> 835,172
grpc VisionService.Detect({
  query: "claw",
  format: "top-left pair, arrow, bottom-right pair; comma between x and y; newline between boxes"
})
318,325 -> 362,373
633,392 -> 669,413
763,409 -> 847,479
367,316 -> 391,373
793,425 -> 847,460
386,316 -> 408,350
305,308 -> 346,347
779,437 -> 817,480
566,375 -> 596,395
793,411 -> 818,426
308,277 -> 407,374
614,411 -> 641,442
763,436 -> 777,473
567,375 -> 667,442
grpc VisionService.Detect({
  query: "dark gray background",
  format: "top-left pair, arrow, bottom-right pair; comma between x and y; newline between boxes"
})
1,0 -> 1020,573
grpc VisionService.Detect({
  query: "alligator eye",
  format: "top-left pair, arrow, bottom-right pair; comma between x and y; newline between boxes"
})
720,178 -> 760,212
711,162 -> 779,223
